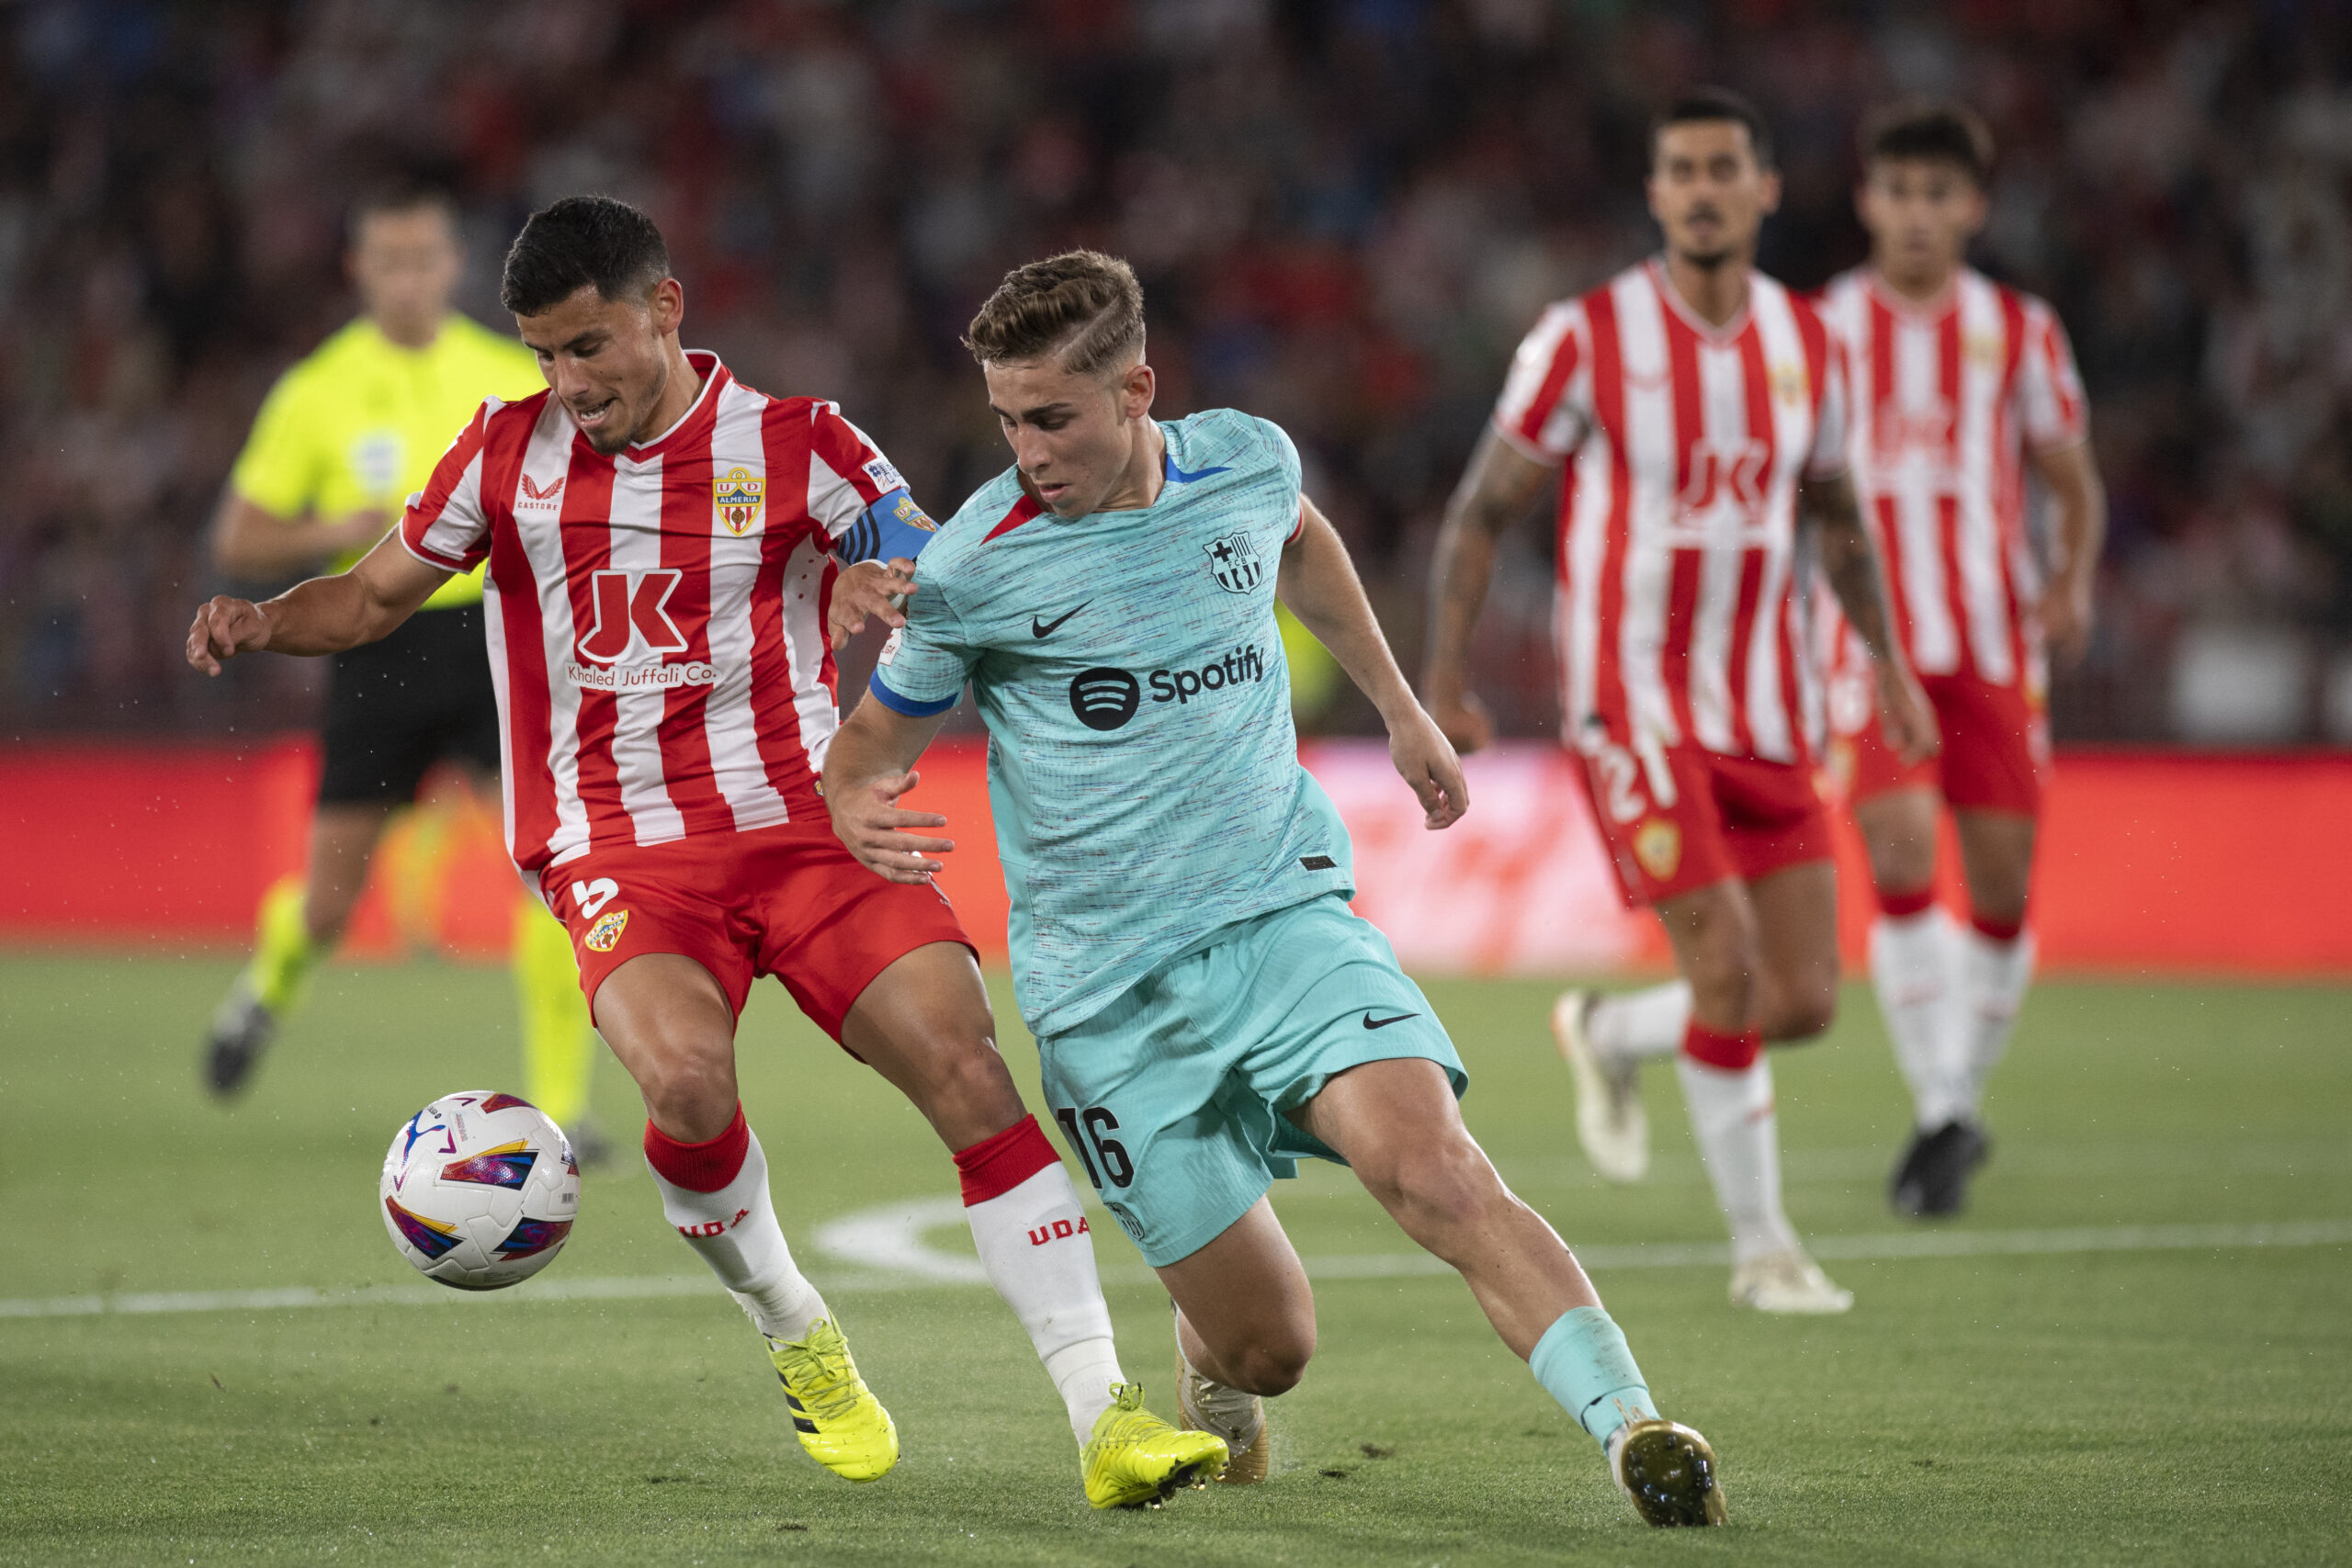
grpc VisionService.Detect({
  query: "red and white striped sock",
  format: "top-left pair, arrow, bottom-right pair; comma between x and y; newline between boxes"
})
644,1105 -> 827,1341
956,1115 -> 1124,1444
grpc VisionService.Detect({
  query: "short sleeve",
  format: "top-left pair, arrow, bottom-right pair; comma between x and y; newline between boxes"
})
803,401 -> 907,541
399,404 -> 497,573
1250,416 -> 1306,542
1805,323 -> 1851,479
867,569 -> 978,718
227,366 -> 327,519
1491,301 -> 1591,464
2015,300 -> 2088,451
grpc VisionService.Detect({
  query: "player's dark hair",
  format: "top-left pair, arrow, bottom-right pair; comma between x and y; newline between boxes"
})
1861,99 -> 1996,187
965,251 -> 1147,378
1650,86 -> 1776,172
499,196 -> 671,317
347,182 -> 458,243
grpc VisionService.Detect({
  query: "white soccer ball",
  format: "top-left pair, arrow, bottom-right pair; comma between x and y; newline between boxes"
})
379,1091 -> 582,1291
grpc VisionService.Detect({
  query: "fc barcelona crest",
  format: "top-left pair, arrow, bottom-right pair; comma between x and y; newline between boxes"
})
1204,531 -> 1263,594
714,467 -> 764,535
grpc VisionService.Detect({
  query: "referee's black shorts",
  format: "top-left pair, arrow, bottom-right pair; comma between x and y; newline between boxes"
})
317,603 -> 502,806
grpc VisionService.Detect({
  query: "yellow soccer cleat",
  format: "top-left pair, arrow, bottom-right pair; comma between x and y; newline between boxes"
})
765,1320 -> 899,1483
1609,1416 -> 1729,1528
1081,1382 -> 1228,1509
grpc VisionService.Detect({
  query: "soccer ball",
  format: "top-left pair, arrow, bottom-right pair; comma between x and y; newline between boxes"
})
379,1091 -> 582,1291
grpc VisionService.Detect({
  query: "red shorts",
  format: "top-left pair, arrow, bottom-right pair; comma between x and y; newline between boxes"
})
1839,672 -> 2046,817
538,822 -> 972,1043
1577,739 -> 1833,908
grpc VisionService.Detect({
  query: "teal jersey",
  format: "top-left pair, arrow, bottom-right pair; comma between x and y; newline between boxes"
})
870,409 -> 1355,1036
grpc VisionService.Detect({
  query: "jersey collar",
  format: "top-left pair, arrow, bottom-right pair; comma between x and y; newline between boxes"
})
610,349 -> 729,462
1864,267 -> 1963,321
1647,256 -> 1755,344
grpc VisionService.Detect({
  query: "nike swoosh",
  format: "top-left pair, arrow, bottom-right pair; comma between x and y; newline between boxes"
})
1362,1011 -> 1419,1031
1032,602 -> 1089,637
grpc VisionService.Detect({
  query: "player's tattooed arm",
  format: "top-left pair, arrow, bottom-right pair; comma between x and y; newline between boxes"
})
185,532 -> 450,674
1421,427 -> 1555,754
1281,496 -> 1469,829
1801,470 -> 1939,765
2028,438 -> 2107,667
823,697 -> 956,884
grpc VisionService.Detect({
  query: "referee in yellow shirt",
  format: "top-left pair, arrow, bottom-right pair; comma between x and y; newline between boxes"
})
204,186 -> 603,1159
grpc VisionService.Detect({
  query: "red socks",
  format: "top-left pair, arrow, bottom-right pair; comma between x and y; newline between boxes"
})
1878,885 -> 1937,919
1680,1019 -> 1762,1072
643,1102 -> 751,1193
953,1113 -> 1061,1205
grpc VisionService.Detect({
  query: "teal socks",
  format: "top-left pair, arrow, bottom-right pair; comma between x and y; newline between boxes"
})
1530,1306 -> 1657,1445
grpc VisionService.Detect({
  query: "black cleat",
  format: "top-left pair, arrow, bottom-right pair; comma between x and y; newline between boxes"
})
203,985 -> 277,1098
1611,1418 -> 1728,1527
1890,1120 -> 1990,1217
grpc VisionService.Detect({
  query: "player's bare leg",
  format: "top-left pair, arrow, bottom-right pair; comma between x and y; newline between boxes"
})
595,953 -> 894,1482
840,940 -> 1191,1486
1157,1198 -> 1315,1483
1156,1062 -> 1723,1524
1645,869 -> 1850,1312
205,801 -> 394,1096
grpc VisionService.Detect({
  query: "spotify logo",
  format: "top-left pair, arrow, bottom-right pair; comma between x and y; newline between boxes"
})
1069,667 -> 1141,731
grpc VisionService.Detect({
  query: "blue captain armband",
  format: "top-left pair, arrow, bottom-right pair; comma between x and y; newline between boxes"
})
868,668 -> 958,718
838,489 -> 940,566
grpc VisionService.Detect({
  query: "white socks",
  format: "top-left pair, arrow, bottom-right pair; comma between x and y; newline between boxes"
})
1871,905 -> 2036,1127
957,1116 -> 1125,1444
1870,909 -> 1973,1130
648,1125 -> 829,1342
1676,1055 -> 1801,1265
1589,980 -> 1692,1063
1962,928 -> 2035,1110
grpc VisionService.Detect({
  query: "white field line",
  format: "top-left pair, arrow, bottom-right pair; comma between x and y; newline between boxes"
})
2,1214 -> 2346,1323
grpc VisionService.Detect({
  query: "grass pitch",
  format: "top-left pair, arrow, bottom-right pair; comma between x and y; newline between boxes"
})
1,953 -> 2347,1566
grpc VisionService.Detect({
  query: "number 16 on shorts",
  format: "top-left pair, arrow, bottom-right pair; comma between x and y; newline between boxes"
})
1053,1106 -> 1133,1190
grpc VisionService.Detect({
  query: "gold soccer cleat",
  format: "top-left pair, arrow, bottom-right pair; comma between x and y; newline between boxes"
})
1176,1348 -> 1270,1483
766,1319 -> 899,1483
1081,1382 -> 1228,1508
1610,1416 -> 1728,1527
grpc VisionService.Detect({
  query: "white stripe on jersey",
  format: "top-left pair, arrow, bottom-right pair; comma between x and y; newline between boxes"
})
605,453 -> 687,846
701,379 -> 793,833
1611,270 -> 1680,751
514,401 -> 591,867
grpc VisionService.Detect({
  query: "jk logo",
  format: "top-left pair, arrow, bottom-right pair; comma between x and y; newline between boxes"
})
578,570 -> 687,663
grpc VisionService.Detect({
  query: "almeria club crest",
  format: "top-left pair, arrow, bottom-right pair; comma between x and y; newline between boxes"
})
1204,531 -> 1263,594
714,467 -> 763,536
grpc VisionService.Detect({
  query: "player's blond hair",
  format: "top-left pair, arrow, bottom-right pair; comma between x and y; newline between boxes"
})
964,251 -> 1146,379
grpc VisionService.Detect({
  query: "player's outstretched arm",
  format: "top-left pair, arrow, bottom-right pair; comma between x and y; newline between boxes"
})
1420,427 -> 1555,753
2028,439 -> 2107,667
1279,497 -> 1469,830
185,531 -> 451,675
1801,469 -> 1939,765
822,695 -> 957,884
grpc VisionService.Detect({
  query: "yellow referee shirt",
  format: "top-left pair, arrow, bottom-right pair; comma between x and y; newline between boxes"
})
227,314 -> 545,610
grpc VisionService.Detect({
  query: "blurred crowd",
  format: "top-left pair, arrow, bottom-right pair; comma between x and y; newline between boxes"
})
3,0 -> 2348,741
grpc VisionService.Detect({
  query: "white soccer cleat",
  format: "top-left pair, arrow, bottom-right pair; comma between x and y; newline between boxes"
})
1552,989 -> 1648,1183
1174,1344 -> 1269,1484
1728,1248 -> 1853,1314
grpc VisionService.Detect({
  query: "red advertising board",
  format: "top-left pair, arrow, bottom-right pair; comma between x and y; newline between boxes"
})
2,739 -> 2346,976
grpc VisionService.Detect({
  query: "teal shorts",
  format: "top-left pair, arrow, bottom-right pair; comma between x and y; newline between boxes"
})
1036,893 -> 1468,1268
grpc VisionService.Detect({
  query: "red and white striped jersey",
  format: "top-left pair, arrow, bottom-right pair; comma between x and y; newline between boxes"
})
1815,266 -> 2086,689
400,352 -> 903,873
1494,259 -> 1845,767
